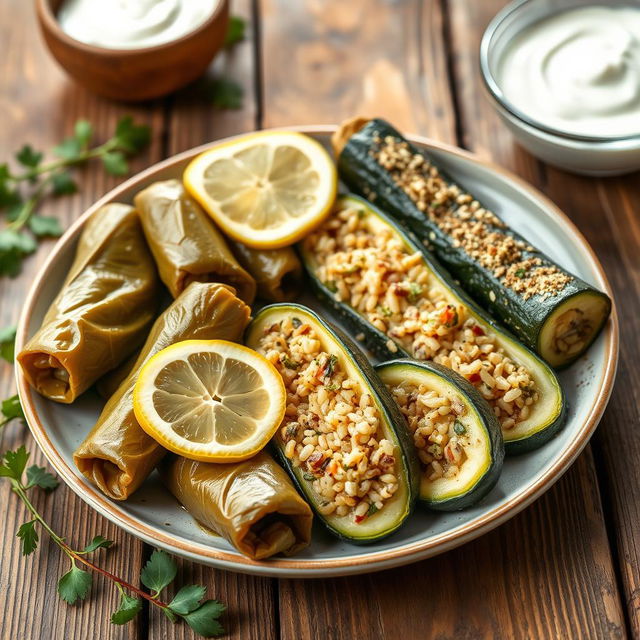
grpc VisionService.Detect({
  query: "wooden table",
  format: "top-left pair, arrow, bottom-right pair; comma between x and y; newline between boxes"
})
1,1 -> 638,638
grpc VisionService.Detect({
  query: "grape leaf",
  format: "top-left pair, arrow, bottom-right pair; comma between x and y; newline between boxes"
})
25,465 -> 59,491
182,600 -> 226,637
16,520 -> 38,555
167,584 -> 207,615
111,592 -> 142,625
140,550 -> 177,595
57,566 -> 92,604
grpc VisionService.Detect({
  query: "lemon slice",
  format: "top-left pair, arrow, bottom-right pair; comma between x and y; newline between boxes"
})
183,131 -> 337,249
133,340 -> 286,462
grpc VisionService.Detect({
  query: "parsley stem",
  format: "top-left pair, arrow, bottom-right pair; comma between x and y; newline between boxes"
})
10,476 -> 172,611
9,141 -> 117,183
7,174 -> 55,232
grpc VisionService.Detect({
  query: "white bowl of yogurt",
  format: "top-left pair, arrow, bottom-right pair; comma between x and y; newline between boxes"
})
480,0 -> 640,176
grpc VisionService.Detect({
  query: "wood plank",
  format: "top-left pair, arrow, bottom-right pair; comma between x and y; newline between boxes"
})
259,0 -> 456,141
279,449 -> 624,640
447,0 -> 633,636
149,2 -> 277,638
0,1 -> 162,639
261,0 -> 627,638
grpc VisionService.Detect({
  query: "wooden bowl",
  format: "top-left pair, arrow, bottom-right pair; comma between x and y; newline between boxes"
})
36,0 -> 229,101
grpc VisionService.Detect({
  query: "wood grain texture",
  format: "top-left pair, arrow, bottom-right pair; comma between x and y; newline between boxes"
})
279,449 -> 623,640
259,0 -> 456,142
1,2 -> 157,639
447,0 -> 634,636
149,1 -> 277,637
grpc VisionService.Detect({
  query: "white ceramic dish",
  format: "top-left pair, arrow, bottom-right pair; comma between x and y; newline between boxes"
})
15,127 -> 618,578
480,0 -> 640,176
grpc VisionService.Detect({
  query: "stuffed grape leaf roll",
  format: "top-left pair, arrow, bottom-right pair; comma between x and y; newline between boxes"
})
135,180 -> 256,303
74,282 -> 251,500
161,452 -> 313,559
18,203 -> 159,403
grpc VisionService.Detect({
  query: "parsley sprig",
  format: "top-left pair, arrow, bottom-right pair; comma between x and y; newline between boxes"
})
0,116 -> 151,277
0,446 -> 225,636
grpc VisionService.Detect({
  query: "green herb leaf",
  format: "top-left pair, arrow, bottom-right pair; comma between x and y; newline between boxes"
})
163,607 -> 178,622
51,171 -> 78,196
111,592 -> 142,625
182,600 -> 226,637
407,282 -> 423,303
4,445 -> 29,479
102,152 -> 128,176
225,15 -> 246,47
81,535 -> 113,553
0,229 -> 37,277
140,550 -> 177,595
17,520 -> 38,556
167,584 -> 207,615
515,268 -> 526,278
367,503 -> 379,517
302,472 -> 315,481
16,145 -> 43,169
29,215 -> 64,238
53,137 -> 82,161
453,420 -> 466,436
57,565 -> 93,604
209,78 -> 243,110
113,116 -> 151,154
2,395 -> 24,422
25,465 -> 59,491
74,120 -> 93,148
0,325 -> 16,363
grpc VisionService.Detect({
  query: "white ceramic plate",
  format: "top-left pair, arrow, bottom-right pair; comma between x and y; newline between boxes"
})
15,127 -> 618,578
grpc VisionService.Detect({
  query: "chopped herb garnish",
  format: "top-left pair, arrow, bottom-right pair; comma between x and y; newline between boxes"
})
325,383 -> 340,391
324,354 -> 338,379
453,420 -> 466,436
515,268 -> 527,278
427,443 -> 443,458
407,282 -> 423,302
291,317 -> 301,328
302,473 -> 315,481
281,356 -> 300,370
378,305 -> 392,317
367,503 -> 379,517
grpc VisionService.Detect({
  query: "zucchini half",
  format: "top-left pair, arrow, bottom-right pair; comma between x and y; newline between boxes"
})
299,195 -> 566,454
245,303 -> 419,543
337,118 -> 611,369
376,360 -> 504,511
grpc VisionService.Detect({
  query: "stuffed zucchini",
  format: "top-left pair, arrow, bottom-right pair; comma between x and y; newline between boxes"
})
336,117 -> 611,369
245,303 -> 419,543
376,360 -> 503,510
299,195 -> 566,454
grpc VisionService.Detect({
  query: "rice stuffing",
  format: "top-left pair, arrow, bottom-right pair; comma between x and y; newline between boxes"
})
304,203 -> 540,432
256,316 -> 399,523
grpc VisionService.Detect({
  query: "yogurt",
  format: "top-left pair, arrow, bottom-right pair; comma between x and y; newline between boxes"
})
496,6 -> 640,138
57,0 -> 219,50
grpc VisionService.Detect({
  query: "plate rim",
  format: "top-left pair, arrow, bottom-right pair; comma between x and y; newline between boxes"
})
15,125 -> 619,577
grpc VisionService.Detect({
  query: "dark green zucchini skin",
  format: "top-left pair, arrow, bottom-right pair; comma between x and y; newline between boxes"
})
245,303 -> 419,544
376,359 -> 504,511
338,118 -> 611,369
298,195 -> 566,455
